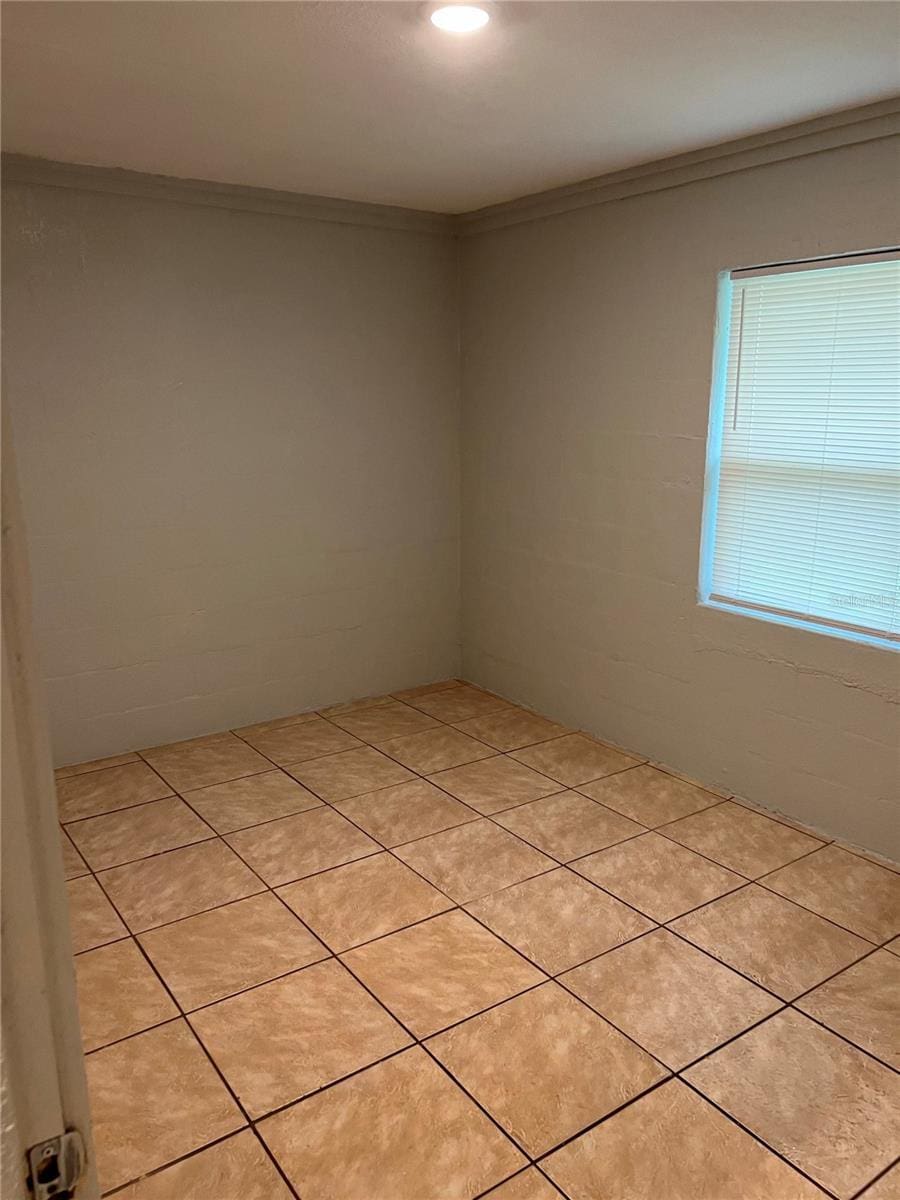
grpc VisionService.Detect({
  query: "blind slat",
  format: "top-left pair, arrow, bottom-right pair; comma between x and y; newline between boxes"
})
701,256 -> 900,645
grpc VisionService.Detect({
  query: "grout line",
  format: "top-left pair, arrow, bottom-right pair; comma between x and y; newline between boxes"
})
272,896 -> 456,958
184,797 -> 327,837
646,822 -> 888,946
74,832 -> 219,875
58,791 -> 178,824
661,919 -> 836,1007
527,1074 -> 674,1166
662,859 -> 882,949
578,870 -> 744,929
249,1042 -> 415,1128
63,691 -> 899,1197
657,925 -> 900,1074
80,849 -> 302,1199
529,1162 -> 570,1199
472,1165 -> 543,1200
785,1002 -> 900,1077
78,887 -> 269,945
850,1156 -> 900,1200
54,757 -> 141,781
175,721 -> 574,1169
133,738 -> 564,1177
675,1076 -> 843,1200
570,786 -> 726,828
245,1123 -> 305,1200
751,876 -> 886,944
80,1013 -> 184,1058
840,843 -> 900,877
76,855 -> 300,1198
98,1128 -> 264,1199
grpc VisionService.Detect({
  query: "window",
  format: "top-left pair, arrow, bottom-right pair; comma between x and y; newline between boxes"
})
699,251 -> 900,648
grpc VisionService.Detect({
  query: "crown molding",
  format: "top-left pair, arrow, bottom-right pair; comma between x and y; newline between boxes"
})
458,98 -> 900,236
4,99 -> 899,239
0,153 -> 456,237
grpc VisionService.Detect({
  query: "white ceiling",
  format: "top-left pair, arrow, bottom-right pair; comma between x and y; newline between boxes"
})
3,1 -> 898,214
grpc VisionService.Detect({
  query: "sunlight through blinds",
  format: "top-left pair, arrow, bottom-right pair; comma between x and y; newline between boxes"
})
702,253 -> 900,645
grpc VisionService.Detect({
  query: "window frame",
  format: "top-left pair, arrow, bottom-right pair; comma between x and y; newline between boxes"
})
697,249 -> 900,653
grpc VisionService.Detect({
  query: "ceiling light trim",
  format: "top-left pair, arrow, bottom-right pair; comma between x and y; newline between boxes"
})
429,4 -> 491,34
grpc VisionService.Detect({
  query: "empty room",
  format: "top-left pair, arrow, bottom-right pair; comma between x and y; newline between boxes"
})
1,2 -> 899,1198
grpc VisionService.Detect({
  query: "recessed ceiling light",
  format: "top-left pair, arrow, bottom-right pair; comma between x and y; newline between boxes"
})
430,5 -> 490,33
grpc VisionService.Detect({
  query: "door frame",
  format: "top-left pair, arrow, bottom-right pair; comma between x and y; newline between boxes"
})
2,411 -> 99,1199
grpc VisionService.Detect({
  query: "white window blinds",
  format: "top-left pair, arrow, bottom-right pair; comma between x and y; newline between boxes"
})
700,252 -> 900,646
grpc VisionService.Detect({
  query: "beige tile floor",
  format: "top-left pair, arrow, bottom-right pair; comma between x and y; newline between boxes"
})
56,679 -> 900,1199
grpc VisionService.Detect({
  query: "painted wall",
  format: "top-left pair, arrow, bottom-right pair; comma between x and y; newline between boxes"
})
3,183 -> 460,763
460,136 -> 900,857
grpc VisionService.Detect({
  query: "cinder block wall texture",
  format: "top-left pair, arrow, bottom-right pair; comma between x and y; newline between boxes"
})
460,136 -> 900,858
4,133 -> 898,857
3,185 -> 460,760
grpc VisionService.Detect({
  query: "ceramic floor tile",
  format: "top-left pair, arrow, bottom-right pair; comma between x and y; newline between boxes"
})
142,731 -> 273,790
98,839 -> 265,932
661,800 -> 824,878
86,1019 -> 244,1192
378,725 -> 496,773
762,844 -> 900,942
259,1047 -> 525,1200
65,796 -> 213,870
428,755 -> 562,815
671,884 -> 873,999
329,700 -> 442,744
238,717 -> 363,766
55,751 -> 140,780
466,868 -> 653,974
75,939 -> 177,1052
61,828 -> 89,879
225,805 -> 377,886
837,844 -> 900,875
66,875 -> 128,953
495,790 -> 643,862
56,760 -> 173,822
319,693 -> 397,717
190,959 -> 411,1118
335,779 -> 478,848
860,1166 -> 900,1200
286,745 -> 416,802
542,1079 -> 828,1200
685,1009 -> 900,1199
184,770 -> 322,833
453,708 -> 570,752
579,765 -> 721,828
796,949 -> 899,1069
511,734 -> 642,787
55,686 -> 897,1199
232,710 -> 320,738
394,819 -> 555,903
116,1129 -> 293,1200
737,797 -> 828,839
562,928 -> 780,1069
647,765 -> 732,800
139,893 -> 329,1010
341,910 -> 544,1037
429,982 -> 666,1157
277,853 -> 453,952
391,678 -> 462,701
483,1170 -> 564,1200
407,684 -> 513,723
573,832 -> 745,922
